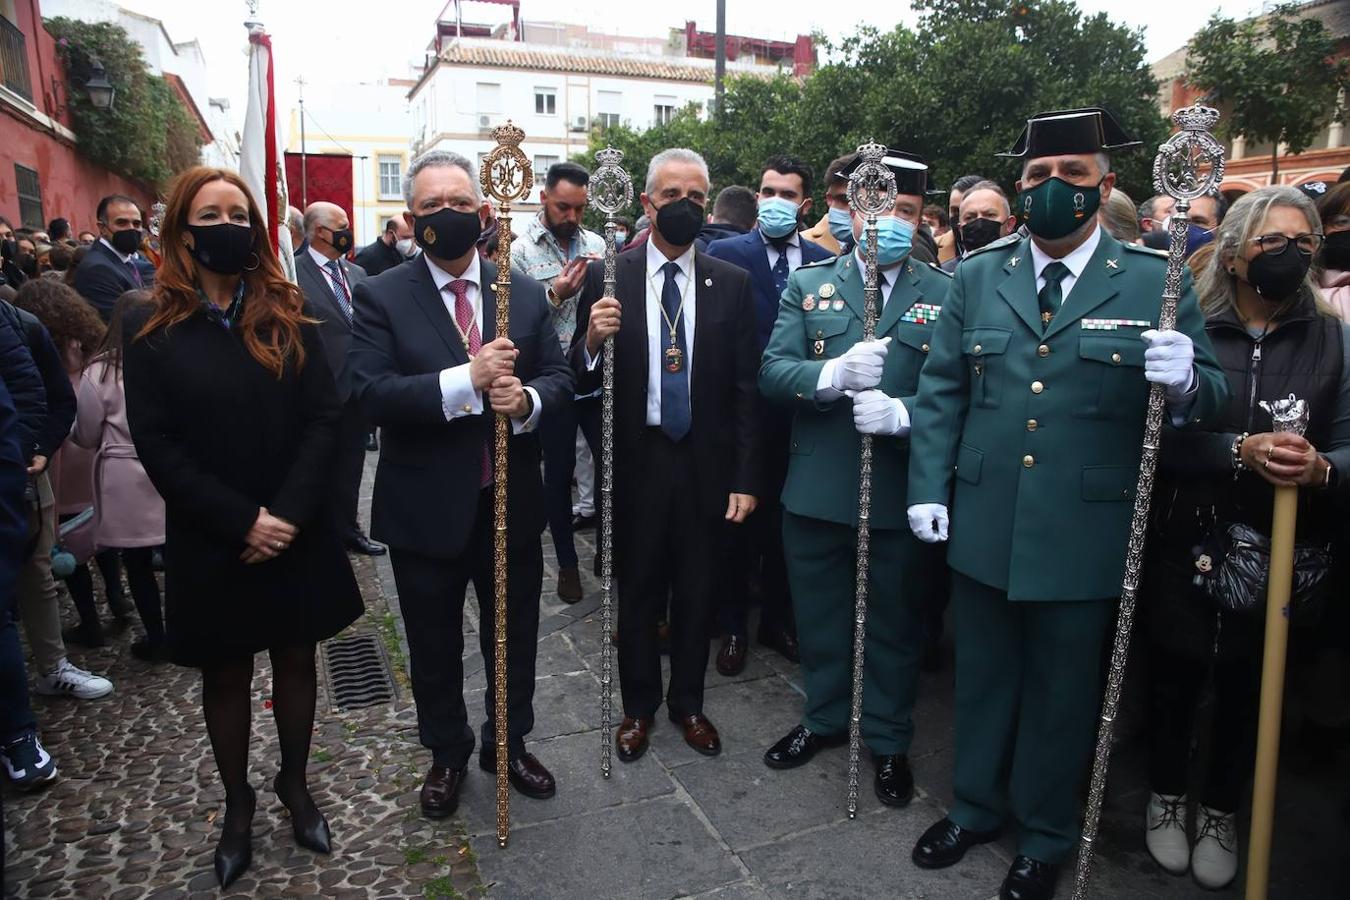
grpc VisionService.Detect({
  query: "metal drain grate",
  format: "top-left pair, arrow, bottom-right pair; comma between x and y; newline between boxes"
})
321,632 -> 398,711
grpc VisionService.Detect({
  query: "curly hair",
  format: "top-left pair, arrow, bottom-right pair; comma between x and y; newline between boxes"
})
12,277 -> 107,363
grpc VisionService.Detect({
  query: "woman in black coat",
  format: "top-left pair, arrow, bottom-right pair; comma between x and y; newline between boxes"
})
124,166 -> 362,888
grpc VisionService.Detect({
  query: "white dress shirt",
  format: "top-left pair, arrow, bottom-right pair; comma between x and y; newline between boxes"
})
1028,222 -> 1101,306
99,236 -> 135,264
762,230 -> 802,274
814,251 -> 903,404
586,240 -> 698,428
427,253 -> 540,433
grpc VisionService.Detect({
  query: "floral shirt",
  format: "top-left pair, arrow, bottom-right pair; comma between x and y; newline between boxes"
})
514,211 -> 606,349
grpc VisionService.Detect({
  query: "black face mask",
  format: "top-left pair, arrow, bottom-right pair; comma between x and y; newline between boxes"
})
414,207 -> 482,261
0,238 -> 15,261
186,223 -> 255,275
958,218 -> 1004,255
1244,241 -> 1312,302
654,197 -> 705,247
325,227 -> 353,254
109,228 -> 143,256
17,254 -> 36,277
1322,231 -> 1350,271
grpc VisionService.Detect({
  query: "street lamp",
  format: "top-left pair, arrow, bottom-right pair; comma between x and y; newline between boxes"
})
84,58 -> 115,111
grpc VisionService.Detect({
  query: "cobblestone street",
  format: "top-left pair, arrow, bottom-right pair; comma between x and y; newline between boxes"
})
3,458 -> 1347,898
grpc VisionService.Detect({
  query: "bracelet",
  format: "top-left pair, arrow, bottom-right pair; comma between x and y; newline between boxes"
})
1322,455 -> 1334,488
1231,432 -> 1249,473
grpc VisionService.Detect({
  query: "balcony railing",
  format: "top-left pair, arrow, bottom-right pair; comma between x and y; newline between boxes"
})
0,15 -> 33,103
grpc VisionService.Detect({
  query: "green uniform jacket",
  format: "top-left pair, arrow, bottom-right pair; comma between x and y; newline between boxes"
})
907,230 -> 1228,601
761,252 -> 952,530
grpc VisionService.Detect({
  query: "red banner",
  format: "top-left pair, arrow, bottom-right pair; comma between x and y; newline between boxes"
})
284,152 -> 355,243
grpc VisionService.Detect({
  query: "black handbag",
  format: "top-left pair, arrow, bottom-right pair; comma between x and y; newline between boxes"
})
1194,522 -> 1331,622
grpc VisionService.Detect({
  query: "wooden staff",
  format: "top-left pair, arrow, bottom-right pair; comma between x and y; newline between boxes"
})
586,147 -> 633,778
843,140 -> 897,819
1245,394 -> 1308,900
1071,103 -> 1227,898
480,121 -> 532,849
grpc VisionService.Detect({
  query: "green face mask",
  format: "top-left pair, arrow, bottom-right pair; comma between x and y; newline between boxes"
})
1016,176 -> 1103,240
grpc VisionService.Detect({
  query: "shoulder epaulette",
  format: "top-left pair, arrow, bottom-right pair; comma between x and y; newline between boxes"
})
798,255 -> 838,270
921,260 -> 953,279
963,233 -> 1024,260
1122,243 -> 1169,258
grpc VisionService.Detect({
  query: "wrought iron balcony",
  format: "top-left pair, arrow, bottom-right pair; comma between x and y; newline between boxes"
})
0,15 -> 33,103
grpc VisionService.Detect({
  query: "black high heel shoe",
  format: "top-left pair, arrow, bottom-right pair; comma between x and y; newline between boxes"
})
273,774 -> 332,854
213,784 -> 255,888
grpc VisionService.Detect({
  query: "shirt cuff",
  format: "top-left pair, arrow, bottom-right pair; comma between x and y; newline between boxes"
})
815,359 -> 845,402
439,364 -> 482,421
513,386 -> 542,434
583,344 -> 601,372
894,398 -> 912,437
1166,367 -> 1199,426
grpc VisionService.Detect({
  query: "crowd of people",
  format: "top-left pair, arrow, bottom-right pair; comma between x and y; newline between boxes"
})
1,103 -> 1349,899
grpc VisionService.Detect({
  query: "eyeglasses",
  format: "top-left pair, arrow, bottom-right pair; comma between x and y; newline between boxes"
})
1250,233 -> 1323,255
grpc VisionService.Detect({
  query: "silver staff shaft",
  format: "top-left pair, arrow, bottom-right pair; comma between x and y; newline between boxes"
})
1072,104 -> 1225,898
599,216 -> 617,779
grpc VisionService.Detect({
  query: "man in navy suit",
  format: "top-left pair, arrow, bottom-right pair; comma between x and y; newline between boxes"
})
72,195 -> 153,320
705,155 -> 833,675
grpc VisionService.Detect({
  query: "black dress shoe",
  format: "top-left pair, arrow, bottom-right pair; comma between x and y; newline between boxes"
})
716,635 -> 748,676
479,750 -> 557,799
1000,855 -> 1059,900
556,566 -> 583,603
757,625 -> 800,663
213,785 -> 255,889
343,531 -> 387,556
873,754 -> 914,807
763,725 -> 846,770
420,765 -> 466,819
130,637 -> 169,663
273,774 -> 332,853
572,513 -> 597,531
912,817 -> 1000,869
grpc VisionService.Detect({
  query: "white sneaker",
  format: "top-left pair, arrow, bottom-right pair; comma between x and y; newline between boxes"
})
34,658 -> 114,700
1192,805 -> 1239,889
1145,791 -> 1191,875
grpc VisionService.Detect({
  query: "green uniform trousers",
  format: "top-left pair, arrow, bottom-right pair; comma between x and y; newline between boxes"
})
783,511 -> 940,756
949,571 -> 1115,863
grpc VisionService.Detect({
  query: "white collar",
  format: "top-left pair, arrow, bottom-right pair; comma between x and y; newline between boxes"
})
424,251 -> 481,295
1029,223 -> 1101,280
646,239 -> 695,281
99,237 -> 134,264
307,244 -> 340,272
852,248 -> 900,290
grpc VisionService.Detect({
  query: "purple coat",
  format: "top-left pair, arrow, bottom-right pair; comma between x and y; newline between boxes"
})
72,358 -> 165,548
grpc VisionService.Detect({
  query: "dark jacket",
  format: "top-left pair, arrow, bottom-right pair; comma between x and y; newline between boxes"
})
349,256 -> 574,559
704,229 -> 835,352
294,249 -> 367,402
695,221 -> 747,251
0,300 -> 46,460
353,238 -> 404,277
124,306 -> 362,667
11,307 -> 76,459
72,240 -> 145,320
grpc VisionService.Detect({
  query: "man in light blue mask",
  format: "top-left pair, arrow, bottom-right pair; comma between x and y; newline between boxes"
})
803,152 -> 859,256
758,147 -> 952,810
706,156 -> 833,676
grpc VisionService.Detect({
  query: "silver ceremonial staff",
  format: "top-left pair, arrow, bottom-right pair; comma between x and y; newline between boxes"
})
844,140 -> 898,818
587,146 -> 632,779
1071,103 -> 1226,898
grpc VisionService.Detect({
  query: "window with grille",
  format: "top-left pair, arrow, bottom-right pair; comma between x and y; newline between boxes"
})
14,164 -> 42,229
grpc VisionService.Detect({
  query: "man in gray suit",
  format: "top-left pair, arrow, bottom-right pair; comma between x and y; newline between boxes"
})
295,201 -> 385,556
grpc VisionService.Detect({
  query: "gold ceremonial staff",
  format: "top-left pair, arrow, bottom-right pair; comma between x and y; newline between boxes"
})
843,140 -> 897,818
1071,103 -> 1226,898
587,147 -> 633,778
480,121 -> 532,849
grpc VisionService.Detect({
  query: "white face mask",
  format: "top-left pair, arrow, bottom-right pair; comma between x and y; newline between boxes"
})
395,238 -> 416,258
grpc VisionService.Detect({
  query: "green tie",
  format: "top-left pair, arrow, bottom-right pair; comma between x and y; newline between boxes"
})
1038,261 -> 1070,332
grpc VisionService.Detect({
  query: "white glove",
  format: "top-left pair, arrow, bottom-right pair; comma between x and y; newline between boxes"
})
852,389 -> 909,436
829,337 -> 891,393
908,503 -> 949,543
1141,329 -> 1196,400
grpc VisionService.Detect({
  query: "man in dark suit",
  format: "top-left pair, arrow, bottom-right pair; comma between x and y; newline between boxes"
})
73,195 -> 152,320
571,147 -> 760,762
705,154 -> 833,676
354,216 -> 415,277
294,201 -> 382,556
350,150 -> 573,819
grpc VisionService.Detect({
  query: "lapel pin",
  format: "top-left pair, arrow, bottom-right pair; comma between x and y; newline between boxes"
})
1106,258 -> 1119,269
704,277 -> 713,287
1009,256 -> 1021,268
819,283 -> 836,299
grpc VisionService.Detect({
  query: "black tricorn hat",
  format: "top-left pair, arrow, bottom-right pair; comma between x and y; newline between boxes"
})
998,107 -> 1141,159
839,148 -> 939,197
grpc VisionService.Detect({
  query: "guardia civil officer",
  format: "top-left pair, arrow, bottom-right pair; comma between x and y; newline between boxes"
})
906,109 -> 1228,900
759,150 -> 948,806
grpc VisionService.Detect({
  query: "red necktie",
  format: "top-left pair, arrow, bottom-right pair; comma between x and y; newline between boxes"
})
447,279 -> 490,486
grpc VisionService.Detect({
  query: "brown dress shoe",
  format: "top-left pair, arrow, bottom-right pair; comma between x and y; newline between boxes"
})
716,634 -> 748,676
420,765 -> 466,819
670,713 -> 721,756
556,566 -> 583,603
616,716 -> 652,762
478,750 -> 557,799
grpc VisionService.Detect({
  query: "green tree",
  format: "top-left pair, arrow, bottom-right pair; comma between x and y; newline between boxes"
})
45,17 -> 204,188
1186,2 -> 1350,179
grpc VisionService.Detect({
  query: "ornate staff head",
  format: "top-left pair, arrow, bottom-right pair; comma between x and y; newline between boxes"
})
590,147 -> 633,219
847,139 -> 898,221
1261,393 -> 1310,436
1152,104 -> 1226,213
481,121 -> 532,208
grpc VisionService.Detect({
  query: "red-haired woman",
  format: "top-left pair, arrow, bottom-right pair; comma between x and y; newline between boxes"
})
124,167 -> 362,887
